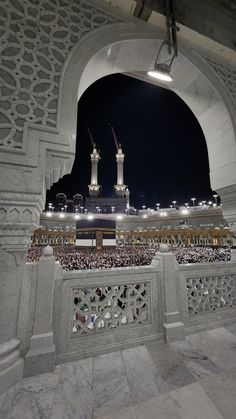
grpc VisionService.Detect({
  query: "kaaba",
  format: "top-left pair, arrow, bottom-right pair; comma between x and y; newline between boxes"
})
76,219 -> 116,249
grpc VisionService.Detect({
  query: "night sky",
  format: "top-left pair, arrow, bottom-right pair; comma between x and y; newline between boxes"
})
46,73 -> 214,210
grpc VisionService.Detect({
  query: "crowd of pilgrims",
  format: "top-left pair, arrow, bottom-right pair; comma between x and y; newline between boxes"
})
26,244 -> 231,270
172,246 -> 231,263
26,245 -> 156,270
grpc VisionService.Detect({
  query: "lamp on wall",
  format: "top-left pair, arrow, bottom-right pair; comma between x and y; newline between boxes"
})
148,0 -> 179,83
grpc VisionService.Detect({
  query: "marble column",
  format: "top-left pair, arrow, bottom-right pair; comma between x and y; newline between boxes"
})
0,213 -> 38,394
24,246 -> 56,377
0,152 -> 47,394
155,249 -> 185,343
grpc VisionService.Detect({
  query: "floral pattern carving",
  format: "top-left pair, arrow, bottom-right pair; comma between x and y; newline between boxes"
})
73,282 -> 150,336
187,274 -> 236,315
0,0 -> 121,148
205,57 -> 236,105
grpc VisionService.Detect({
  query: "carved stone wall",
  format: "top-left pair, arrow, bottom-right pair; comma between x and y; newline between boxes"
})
1,0 -> 235,159
0,0 -> 122,149
205,57 -> 236,105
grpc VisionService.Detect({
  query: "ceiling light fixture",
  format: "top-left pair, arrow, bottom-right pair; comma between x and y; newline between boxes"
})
148,63 -> 173,82
148,0 -> 179,83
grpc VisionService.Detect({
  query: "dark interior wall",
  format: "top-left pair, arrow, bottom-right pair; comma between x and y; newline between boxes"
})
134,0 -> 236,51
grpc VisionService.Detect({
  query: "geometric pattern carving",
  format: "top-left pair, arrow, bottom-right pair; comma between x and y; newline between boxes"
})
0,207 -> 7,221
73,282 -> 150,336
0,205 -> 35,223
187,274 -> 236,315
8,208 -> 20,222
205,57 -> 236,105
21,208 -> 32,222
0,0 -> 121,148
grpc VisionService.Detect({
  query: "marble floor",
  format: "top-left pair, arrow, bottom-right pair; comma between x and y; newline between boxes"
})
1,325 -> 236,418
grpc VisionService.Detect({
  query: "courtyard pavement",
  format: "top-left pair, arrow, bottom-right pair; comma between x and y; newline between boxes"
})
1,324 -> 236,418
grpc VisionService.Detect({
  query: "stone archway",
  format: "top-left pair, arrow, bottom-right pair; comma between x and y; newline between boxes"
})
0,0 -> 236,394
60,32 -> 236,215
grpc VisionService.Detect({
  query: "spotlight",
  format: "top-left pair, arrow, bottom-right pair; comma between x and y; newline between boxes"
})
148,64 -> 173,82
147,7 -> 179,85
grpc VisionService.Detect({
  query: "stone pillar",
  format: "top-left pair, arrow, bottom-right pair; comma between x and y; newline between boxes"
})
0,201 -> 40,394
0,247 -> 25,394
0,126 -> 74,395
25,246 -> 56,377
155,246 -> 185,342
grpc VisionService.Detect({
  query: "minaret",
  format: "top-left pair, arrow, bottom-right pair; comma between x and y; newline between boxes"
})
114,143 -> 126,196
88,146 -> 101,197
125,187 -> 130,208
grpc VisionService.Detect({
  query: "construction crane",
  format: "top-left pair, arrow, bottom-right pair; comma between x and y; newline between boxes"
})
110,125 -> 119,152
87,126 -> 96,149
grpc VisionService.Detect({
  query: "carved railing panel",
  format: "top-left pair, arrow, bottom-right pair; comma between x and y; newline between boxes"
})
72,282 -> 150,336
187,274 -> 236,315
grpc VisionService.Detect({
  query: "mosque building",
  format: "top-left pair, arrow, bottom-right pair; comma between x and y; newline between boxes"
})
35,132 -> 235,248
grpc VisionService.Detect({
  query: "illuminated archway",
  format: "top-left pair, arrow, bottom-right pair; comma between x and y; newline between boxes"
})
58,25 -> 236,218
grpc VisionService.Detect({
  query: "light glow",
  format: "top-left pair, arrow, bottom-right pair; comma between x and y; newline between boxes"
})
181,209 -> 189,215
87,214 -> 94,220
148,69 -> 173,82
116,215 -> 123,220
59,213 -> 65,218
46,212 -> 52,217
